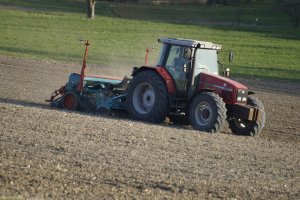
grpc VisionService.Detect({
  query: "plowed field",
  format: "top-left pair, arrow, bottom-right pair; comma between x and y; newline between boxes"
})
0,55 -> 299,199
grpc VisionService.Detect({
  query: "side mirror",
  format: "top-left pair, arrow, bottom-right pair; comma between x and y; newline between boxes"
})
183,48 -> 191,59
229,51 -> 234,62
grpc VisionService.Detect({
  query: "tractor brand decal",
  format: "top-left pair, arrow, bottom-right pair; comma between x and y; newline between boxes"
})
205,83 -> 233,92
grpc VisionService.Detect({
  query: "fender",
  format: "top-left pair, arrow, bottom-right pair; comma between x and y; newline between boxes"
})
248,90 -> 255,95
132,66 -> 176,95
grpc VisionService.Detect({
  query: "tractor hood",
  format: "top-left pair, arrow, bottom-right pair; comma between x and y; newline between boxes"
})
199,72 -> 248,90
198,72 -> 248,104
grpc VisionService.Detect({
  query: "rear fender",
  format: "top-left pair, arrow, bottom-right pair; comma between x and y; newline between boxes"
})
131,66 -> 176,95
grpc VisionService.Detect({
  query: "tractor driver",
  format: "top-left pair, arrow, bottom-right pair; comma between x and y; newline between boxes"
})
171,47 -> 191,94
173,47 -> 189,72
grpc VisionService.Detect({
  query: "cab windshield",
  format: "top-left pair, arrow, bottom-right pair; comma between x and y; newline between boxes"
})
194,49 -> 218,75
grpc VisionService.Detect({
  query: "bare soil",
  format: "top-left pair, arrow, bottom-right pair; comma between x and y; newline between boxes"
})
0,55 -> 299,199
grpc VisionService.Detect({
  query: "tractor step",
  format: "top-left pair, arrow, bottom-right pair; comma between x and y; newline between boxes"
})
170,97 -> 186,109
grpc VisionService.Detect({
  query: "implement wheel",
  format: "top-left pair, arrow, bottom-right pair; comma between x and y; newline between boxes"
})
189,92 -> 226,133
228,96 -> 265,136
127,70 -> 169,123
62,91 -> 80,110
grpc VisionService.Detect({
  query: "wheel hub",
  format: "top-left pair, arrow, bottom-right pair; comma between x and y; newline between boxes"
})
195,102 -> 212,126
234,118 -> 247,128
142,88 -> 155,110
133,83 -> 155,114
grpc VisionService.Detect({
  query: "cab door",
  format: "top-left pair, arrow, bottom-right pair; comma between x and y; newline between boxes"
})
161,45 -> 190,97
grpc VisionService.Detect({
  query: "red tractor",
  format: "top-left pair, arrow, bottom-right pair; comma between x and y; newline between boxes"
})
126,38 -> 265,136
49,38 -> 265,136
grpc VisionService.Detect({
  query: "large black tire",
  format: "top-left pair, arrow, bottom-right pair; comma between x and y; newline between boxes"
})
228,96 -> 265,136
62,91 -> 80,111
189,92 -> 227,133
127,70 -> 169,123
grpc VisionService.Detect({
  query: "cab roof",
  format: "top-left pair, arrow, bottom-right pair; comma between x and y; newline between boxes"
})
158,38 -> 221,50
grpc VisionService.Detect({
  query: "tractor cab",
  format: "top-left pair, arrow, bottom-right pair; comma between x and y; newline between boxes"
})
157,38 -> 221,98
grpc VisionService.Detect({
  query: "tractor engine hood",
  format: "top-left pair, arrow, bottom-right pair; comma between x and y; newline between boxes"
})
198,72 -> 248,104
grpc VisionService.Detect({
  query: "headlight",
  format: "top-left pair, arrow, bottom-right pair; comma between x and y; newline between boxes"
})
237,89 -> 248,103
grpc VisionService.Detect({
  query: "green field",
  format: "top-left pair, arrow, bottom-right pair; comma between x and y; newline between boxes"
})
0,0 -> 299,80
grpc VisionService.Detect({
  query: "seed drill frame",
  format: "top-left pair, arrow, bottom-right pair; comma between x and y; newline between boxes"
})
47,41 -> 129,111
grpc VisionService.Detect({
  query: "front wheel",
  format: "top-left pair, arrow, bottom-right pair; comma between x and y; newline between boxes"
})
189,92 -> 227,133
228,96 -> 265,136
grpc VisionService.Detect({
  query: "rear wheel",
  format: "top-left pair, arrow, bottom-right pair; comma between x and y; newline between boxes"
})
228,96 -> 265,136
127,70 -> 169,123
189,92 -> 226,133
62,91 -> 80,110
